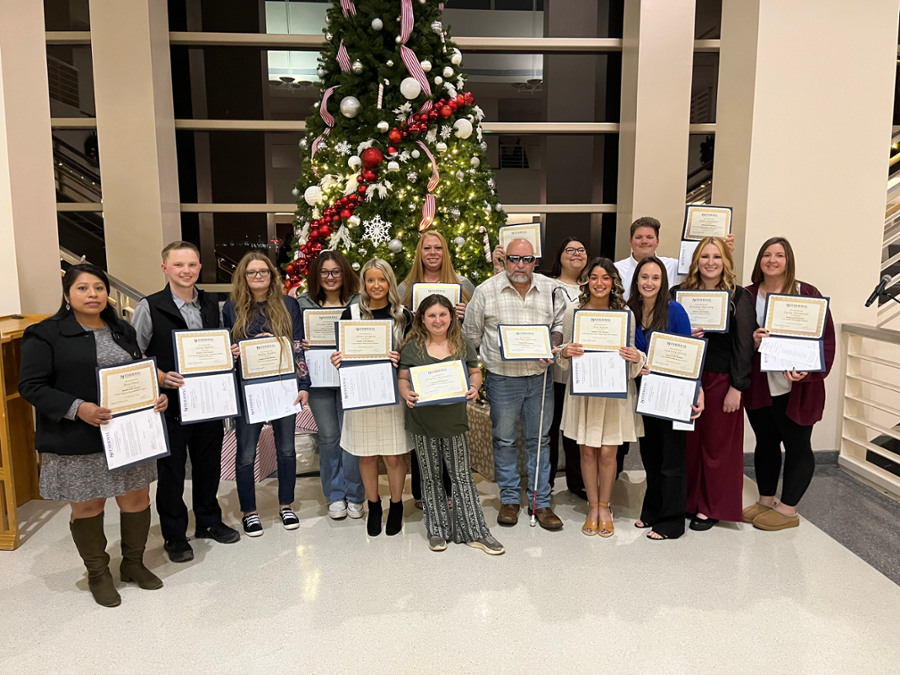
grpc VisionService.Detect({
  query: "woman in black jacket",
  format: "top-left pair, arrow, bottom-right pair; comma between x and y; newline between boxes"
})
19,264 -> 168,607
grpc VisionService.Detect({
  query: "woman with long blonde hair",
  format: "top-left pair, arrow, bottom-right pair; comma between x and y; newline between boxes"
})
224,252 -> 310,536
330,258 -> 413,537
671,237 -> 754,531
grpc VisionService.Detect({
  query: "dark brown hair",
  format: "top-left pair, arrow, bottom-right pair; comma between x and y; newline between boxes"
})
750,236 -> 798,294
579,257 -> 626,310
306,250 -> 359,305
548,237 -> 588,279
629,216 -> 661,238
626,256 -> 670,332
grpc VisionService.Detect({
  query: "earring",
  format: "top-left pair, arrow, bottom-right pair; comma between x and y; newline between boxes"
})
66,302 -> 70,311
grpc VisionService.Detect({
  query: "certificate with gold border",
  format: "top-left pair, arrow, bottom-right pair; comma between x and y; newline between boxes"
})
98,358 -> 160,415
411,283 -> 462,312
337,320 -> 393,361
499,222 -> 542,258
572,309 -> 630,351
498,324 -> 553,361
675,290 -> 731,333
646,332 -> 707,380
682,205 -> 732,241
239,336 -> 295,380
409,360 -> 470,406
763,294 -> 829,339
173,329 -> 233,375
302,308 -> 345,347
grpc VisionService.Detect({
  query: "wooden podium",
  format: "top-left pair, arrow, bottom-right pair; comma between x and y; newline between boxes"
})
0,315 -> 44,550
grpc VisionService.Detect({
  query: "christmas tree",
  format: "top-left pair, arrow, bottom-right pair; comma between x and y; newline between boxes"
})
284,0 -> 506,289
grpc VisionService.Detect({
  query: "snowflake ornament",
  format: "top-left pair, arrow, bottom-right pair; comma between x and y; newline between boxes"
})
440,125 -> 453,139
398,151 -> 411,163
449,207 -> 460,220
335,140 -> 352,156
473,106 -> 485,122
425,129 -> 438,144
363,215 -> 392,247
393,102 -> 412,122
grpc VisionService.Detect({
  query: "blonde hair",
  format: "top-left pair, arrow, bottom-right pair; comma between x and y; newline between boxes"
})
230,252 -> 293,346
358,258 -> 407,346
681,237 -> 736,291
401,294 -> 465,359
400,231 -> 472,307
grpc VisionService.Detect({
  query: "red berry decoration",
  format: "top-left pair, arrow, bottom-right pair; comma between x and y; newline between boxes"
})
388,128 -> 402,145
440,106 -> 453,119
361,147 -> 384,169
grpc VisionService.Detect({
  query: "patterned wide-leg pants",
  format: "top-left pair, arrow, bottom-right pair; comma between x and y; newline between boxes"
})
412,434 -> 492,543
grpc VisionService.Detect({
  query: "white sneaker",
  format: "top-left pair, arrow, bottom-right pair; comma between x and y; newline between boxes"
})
347,502 -> 365,519
328,501 -> 348,519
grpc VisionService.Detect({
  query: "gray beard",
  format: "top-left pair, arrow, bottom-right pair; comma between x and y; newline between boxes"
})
506,271 -> 531,284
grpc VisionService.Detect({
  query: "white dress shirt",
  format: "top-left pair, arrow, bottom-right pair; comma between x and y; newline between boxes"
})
615,254 -> 683,301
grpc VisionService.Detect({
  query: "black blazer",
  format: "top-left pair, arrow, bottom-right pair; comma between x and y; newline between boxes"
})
18,314 -> 142,456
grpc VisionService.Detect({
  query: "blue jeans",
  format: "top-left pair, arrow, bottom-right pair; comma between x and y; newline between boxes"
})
485,370 -> 554,509
235,414 -> 297,513
307,387 -> 364,504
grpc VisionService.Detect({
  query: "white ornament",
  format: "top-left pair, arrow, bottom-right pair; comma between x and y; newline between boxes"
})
455,170 -> 464,180
431,21 -> 443,33
450,49 -> 462,66
317,67 -> 327,79
352,262 -> 360,271
411,149 -> 421,159
325,32 -> 332,41
304,185 -> 322,206
363,214 -> 392,247
433,76 -> 443,85
398,151 -> 411,163
436,142 -> 448,153
471,157 -> 481,168
340,96 -> 361,118
371,18 -> 383,31
442,66 -> 454,78
298,138 -> 308,150
387,161 -> 400,172
388,238 -> 403,253
450,208 -> 460,220
440,125 -> 453,139
454,236 -> 465,247
407,171 -> 418,182
386,60 -> 394,67
291,187 -> 300,198
425,129 -> 438,144
496,203 -> 503,212
348,215 -> 361,228
325,15 -> 331,26
377,121 -> 390,132
453,119 -> 473,139
395,35 -> 402,44
351,60 -> 364,74
400,77 -> 422,100
348,155 -> 362,169
487,178 -> 495,189
420,60 -> 432,73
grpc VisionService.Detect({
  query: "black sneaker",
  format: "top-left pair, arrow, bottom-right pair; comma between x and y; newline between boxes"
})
164,538 -> 194,563
279,508 -> 300,530
241,514 -> 263,537
196,522 -> 241,544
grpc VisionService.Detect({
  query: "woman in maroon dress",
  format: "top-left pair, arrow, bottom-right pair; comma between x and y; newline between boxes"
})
672,237 -> 754,530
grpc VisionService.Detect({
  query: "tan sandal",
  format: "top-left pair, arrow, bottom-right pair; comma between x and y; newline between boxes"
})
597,501 -> 614,538
582,502 -> 601,536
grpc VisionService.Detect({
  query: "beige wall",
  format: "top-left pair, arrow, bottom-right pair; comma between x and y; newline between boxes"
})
715,0 -> 899,450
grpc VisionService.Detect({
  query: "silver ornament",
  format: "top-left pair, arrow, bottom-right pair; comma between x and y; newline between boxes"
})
420,60 -> 432,73
325,15 -> 331,26
469,168 -> 477,174
298,138 -> 308,150
455,170 -> 464,180
442,66 -> 453,78
339,96 -> 361,118
377,121 -> 390,132
325,32 -> 333,41
470,157 -> 480,168
496,203 -> 502,211
431,21 -> 443,33
316,67 -> 327,79
291,187 -> 300,198
454,236 -> 465,247
358,248 -> 367,256
351,60 -> 364,74
388,238 -> 403,253
436,142 -> 448,153
480,142 -> 488,151
352,262 -> 360,271
371,17 -> 383,31
386,60 -> 394,67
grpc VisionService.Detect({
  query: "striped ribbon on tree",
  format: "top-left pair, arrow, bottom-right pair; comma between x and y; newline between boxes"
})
416,140 -> 440,231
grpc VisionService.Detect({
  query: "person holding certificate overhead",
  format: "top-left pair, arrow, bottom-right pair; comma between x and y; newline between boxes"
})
19,264 -> 168,607
296,251 -> 365,521
224,252 -> 310,536
463,238 -> 565,531
397,295 -> 505,555
556,258 -> 645,538
627,257 -> 704,540
743,237 -> 835,531
332,258 -> 413,537
671,237 -> 755,531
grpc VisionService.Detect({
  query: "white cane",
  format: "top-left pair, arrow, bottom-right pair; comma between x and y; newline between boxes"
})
530,366 -> 549,528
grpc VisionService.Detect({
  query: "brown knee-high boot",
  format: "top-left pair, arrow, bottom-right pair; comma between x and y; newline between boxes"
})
70,512 -> 121,607
119,507 -> 163,590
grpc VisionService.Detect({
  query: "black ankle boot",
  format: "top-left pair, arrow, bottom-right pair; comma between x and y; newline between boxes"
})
367,500 -> 383,537
385,499 -> 404,536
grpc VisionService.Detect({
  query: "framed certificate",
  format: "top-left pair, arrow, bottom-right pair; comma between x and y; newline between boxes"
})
636,373 -> 701,423
410,283 -> 462,311
498,324 -> 553,361
302,308 -> 345,347
646,332 -> 707,380
337,320 -> 393,361
569,351 -> 628,399
409,360 -> 470,406
239,336 -> 295,380
340,361 -> 400,410
763,294 -> 829,339
572,309 -> 630,351
499,222 -> 542,258
97,358 -> 160,415
675,290 -> 731,333
759,336 -> 826,373
682,205 -> 733,241
173,329 -> 233,375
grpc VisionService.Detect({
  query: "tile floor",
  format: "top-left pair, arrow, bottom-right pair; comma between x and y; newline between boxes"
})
1,471 -> 899,674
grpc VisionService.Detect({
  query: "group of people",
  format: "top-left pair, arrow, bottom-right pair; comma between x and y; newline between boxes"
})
18,217 -> 834,609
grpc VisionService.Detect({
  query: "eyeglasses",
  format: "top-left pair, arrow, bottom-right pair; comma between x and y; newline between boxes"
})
320,269 -> 343,279
506,255 -> 536,265
245,269 -> 271,278
564,247 -> 587,256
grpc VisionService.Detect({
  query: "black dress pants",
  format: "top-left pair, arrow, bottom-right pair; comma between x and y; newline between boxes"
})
548,381 -> 584,494
639,416 -> 687,539
411,447 -> 451,501
156,418 -> 224,542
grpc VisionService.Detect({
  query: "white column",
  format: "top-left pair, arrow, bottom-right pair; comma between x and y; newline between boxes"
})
616,0 -> 696,260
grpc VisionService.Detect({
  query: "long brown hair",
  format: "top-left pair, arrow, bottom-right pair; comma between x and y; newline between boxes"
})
401,294 -> 466,359
306,250 -> 359,305
230,252 -> 293,342
578,257 -> 626,310
400,231 -> 472,307
750,236 -> 799,294
358,258 -> 407,346
680,237 -> 736,291
627,256 -> 670,332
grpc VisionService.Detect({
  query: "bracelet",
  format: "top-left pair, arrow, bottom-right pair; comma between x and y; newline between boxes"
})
158,371 -> 166,386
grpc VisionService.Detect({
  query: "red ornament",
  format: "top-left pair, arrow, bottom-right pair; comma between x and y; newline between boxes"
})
309,230 -> 319,241
387,146 -> 398,155
358,184 -> 367,194
456,94 -> 465,106
357,175 -> 365,183
319,224 -> 331,238
363,169 -> 377,182
361,147 -> 384,169
448,101 -> 458,112
440,106 -> 453,119
388,128 -> 402,145
285,263 -> 295,274
331,214 -> 340,223
464,92 -> 475,105
284,281 -> 292,291
401,131 -> 408,138
340,208 -> 352,219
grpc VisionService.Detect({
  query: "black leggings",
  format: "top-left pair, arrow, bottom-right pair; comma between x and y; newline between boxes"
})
746,394 -> 815,507
548,382 -> 584,493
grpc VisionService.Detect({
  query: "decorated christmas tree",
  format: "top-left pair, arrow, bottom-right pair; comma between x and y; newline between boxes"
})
284,0 -> 506,289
